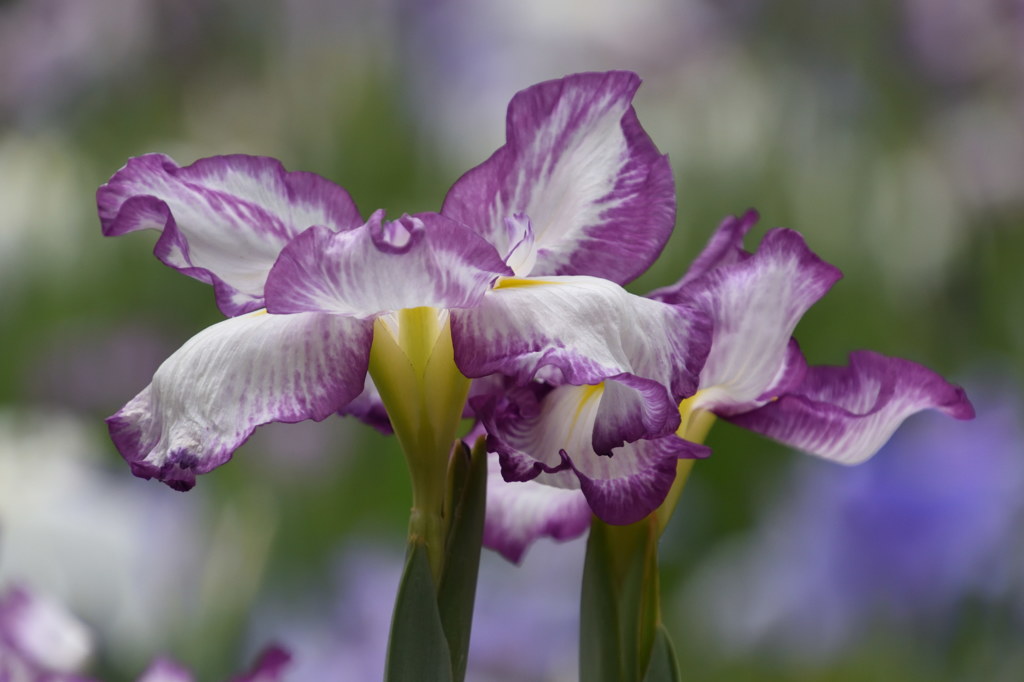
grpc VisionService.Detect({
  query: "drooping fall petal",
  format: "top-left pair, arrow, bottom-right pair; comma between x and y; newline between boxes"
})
108,311 -> 372,490
729,351 -> 975,464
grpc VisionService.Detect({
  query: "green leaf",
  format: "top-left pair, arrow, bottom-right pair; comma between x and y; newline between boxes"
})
385,541 -> 454,682
437,438 -> 487,682
642,624 -> 682,682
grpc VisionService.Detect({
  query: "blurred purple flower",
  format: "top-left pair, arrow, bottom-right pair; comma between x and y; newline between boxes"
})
683,383 -> 1024,661
251,539 -> 581,681
0,585 -> 95,681
901,0 -> 1024,87
136,646 -> 290,682
0,0 -> 217,124
24,324 -> 174,414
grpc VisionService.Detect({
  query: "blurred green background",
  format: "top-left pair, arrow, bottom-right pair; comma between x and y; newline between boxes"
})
1,0 -> 1021,680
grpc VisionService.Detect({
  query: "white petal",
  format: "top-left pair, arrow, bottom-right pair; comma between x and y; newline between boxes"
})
108,311 -> 372,489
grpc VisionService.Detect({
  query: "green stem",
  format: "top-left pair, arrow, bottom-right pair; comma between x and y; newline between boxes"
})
656,395 -> 716,534
582,396 -> 716,681
368,308 -> 470,583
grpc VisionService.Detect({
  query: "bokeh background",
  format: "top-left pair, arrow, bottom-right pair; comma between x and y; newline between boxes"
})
1,0 -> 1022,680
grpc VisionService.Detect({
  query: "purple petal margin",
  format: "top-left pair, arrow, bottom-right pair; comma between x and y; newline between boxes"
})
265,211 -> 511,317
568,435 -> 711,525
648,209 -> 759,303
483,453 -> 592,564
98,153 -> 362,316
442,71 -> 675,285
679,227 -> 842,413
451,276 -> 712,455
476,385 -> 710,527
108,312 -> 372,491
729,350 -> 975,464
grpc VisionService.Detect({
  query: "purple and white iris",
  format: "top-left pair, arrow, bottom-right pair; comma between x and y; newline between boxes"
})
98,71 -> 708,506
99,70 -> 972,566
481,210 -> 974,561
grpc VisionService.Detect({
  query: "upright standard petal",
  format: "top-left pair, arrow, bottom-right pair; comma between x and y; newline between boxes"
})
108,311 -> 373,490
647,209 -> 759,299
452,275 -> 711,453
729,351 -> 975,464
442,71 -> 674,284
98,154 -> 363,315
658,228 -> 842,414
265,211 -> 511,317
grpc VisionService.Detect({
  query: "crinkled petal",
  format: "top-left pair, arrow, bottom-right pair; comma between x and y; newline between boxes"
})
669,229 -> 841,414
108,311 -> 373,490
479,384 -> 710,525
442,71 -> 674,284
569,435 -> 710,525
97,154 -> 362,315
648,209 -> 759,300
729,351 -> 975,464
452,275 -> 712,452
483,452 -> 591,564
265,211 -> 511,316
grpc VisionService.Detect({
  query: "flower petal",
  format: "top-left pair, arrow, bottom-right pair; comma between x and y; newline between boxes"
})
663,228 -> 842,413
729,351 -> 975,464
265,211 -> 511,317
569,435 -> 710,525
482,452 -> 591,564
97,154 -> 362,315
479,383 -> 710,525
442,71 -> 674,284
647,209 -> 759,300
108,311 -> 373,490
452,275 -> 712,452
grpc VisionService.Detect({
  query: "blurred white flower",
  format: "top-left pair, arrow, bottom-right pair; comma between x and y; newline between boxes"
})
0,408 -> 274,671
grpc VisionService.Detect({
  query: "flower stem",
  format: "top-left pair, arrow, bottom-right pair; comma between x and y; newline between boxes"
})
655,395 -> 716,534
582,396 -> 715,680
368,308 -> 471,583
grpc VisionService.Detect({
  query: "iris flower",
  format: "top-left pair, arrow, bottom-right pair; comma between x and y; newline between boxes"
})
98,71 -> 710,520
481,211 -> 974,562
